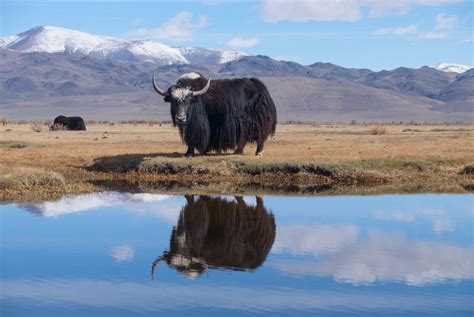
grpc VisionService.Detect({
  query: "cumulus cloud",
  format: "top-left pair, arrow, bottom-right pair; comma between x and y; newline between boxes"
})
272,224 -> 359,256
128,11 -> 207,40
20,192 -> 171,218
272,230 -> 474,285
227,37 -> 260,48
261,0 -> 362,22
109,244 -> 135,262
435,13 -> 458,30
362,0 -> 462,17
261,0 -> 463,22
374,24 -> 418,35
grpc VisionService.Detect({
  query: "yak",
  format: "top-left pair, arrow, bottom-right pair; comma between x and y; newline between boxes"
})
152,72 -> 277,157
151,195 -> 276,279
50,115 -> 86,131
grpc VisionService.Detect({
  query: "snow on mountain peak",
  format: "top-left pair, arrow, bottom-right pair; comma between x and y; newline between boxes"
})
431,63 -> 472,74
0,26 -> 247,65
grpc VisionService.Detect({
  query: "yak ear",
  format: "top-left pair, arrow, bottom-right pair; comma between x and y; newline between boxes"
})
164,96 -> 171,102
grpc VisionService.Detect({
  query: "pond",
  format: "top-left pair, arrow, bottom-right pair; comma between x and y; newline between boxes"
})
1,193 -> 473,316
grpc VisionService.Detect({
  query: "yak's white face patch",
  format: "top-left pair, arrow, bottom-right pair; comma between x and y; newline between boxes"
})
171,87 -> 192,102
179,72 -> 201,80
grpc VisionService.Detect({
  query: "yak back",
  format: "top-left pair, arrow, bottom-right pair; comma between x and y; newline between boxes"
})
181,76 -> 277,153
52,115 -> 86,131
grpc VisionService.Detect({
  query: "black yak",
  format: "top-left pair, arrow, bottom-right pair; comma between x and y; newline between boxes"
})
151,195 -> 276,278
152,72 -> 277,156
50,115 -> 86,131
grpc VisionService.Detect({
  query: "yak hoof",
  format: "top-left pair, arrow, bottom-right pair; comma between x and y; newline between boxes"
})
185,153 -> 194,158
256,151 -> 264,156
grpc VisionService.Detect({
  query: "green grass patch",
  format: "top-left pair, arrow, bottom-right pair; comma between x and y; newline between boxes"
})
0,141 -> 28,149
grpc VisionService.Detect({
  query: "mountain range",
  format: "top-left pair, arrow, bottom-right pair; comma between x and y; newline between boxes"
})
0,26 -> 472,123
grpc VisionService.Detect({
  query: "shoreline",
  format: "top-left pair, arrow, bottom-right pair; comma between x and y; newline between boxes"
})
1,123 -> 473,202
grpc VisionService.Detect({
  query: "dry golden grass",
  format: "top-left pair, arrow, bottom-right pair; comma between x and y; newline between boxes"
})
369,124 -> 387,135
0,164 -> 65,190
0,122 -> 473,197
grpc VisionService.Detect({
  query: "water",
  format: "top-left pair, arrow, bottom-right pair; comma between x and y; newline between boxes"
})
1,193 -> 473,316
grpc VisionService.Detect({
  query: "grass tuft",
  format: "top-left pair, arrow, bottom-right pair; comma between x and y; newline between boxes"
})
369,124 -> 387,135
0,165 -> 65,190
31,122 -> 43,132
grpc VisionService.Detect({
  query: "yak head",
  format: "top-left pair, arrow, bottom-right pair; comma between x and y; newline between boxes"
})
152,72 -> 211,125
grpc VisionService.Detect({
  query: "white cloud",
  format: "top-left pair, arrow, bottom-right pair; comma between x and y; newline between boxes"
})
261,0 -> 463,22
362,0 -> 463,17
128,11 -> 207,40
109,244 -> 135,262
374,24 -> 418,35
261,0 -> 362,22
435,13 -> 458,30
374,12 -> 456,40
421,208 -> 455,233
373,207 -> 455,234
272,224 -> 359,256
272,230 -> 474,285
20,192 -> 171,217
419,31 -> 447,39
227,37 -> 260,48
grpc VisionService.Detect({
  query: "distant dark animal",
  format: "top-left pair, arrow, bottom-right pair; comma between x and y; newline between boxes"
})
50,115 -> 86,131
152,72 -> 277,156
151,195 -> 276,278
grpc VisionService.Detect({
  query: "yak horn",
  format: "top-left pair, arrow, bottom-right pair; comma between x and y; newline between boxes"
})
192,78 -> 211,96
152,73 -> 169,97
151,255 -> 165,279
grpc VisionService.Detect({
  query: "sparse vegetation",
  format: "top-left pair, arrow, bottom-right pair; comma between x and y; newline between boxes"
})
0,165 -> 65,190
0,123 -> 472,200
369,124 -> 387,135
31,122 -> 43,132
0,141 -> 28,149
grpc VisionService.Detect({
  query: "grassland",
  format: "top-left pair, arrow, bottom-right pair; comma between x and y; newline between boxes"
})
0,122 -> 473,201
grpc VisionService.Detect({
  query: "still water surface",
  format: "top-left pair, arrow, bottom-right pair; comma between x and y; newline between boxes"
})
1,193 -> 473,316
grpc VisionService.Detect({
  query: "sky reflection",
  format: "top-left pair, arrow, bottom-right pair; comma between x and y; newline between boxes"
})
1,193 -> 473,316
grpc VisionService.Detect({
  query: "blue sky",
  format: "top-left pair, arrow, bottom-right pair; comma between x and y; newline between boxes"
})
1,0 -> 472,70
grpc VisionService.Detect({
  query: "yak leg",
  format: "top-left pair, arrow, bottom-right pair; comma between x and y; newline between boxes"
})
256,139 -> 265,156
185,146 -> 195,157
234,131 -> 247,155
234,141 -> 246,155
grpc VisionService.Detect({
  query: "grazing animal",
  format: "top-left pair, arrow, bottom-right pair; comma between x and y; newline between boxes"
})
50,115 -> 86,131
151,195 -> 276,278
152,72 -> 277,156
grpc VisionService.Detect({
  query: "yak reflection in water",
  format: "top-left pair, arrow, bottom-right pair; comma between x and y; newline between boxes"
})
152,195 -> 276,278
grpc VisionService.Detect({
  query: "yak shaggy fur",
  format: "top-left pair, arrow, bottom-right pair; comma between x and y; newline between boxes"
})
168,74 -> 277,156
50,115 -> 86,131
151,195 -> 276,277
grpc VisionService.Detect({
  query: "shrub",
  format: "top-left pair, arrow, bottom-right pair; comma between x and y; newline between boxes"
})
369,124 -> 386,135
31,122 -> 43,132
0,115 -> 7,126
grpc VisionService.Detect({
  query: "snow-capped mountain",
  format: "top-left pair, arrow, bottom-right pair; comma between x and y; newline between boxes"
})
0,26 -> 248,65
431,63 -> 472,74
